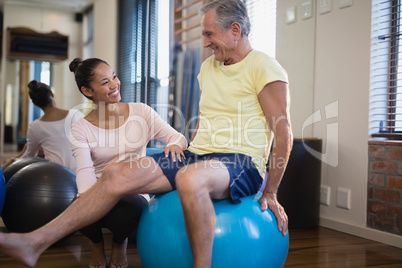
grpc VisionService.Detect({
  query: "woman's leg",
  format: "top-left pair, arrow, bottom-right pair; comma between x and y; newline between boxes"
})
73,196 -> 107,268
102,195 -> 148,268
104,195 -> 148,244
80,221 -> 106,268
0,158 -> 171,267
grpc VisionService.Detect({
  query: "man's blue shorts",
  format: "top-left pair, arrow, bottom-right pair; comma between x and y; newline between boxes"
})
149,150 -> 263,203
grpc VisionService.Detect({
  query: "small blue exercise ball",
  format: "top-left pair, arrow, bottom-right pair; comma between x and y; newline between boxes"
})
0,166 -> 6,215
145,147 -> 163,156
137,190 -> 289,268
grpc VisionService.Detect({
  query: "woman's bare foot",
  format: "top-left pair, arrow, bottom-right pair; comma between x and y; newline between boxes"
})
0,232 -> 45,267
109,238 -> 128,268
89,240 -> 107,268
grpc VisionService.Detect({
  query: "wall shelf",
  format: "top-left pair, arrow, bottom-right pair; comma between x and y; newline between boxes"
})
6,27 -> 68,62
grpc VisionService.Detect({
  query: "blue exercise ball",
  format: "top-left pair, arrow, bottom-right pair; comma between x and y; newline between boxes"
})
145,147 -> 164,156
2,161 -> 77,234
0,166 -> 5,215
137,190 -> 289,268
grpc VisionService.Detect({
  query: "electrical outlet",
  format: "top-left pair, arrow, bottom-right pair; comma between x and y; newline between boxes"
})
286,6 -> 297,24
320,185 -> 330,206
302,1 -> 313,20
339,0 -> 352,9
319,0 -> 332,14
336,187 -> 351,209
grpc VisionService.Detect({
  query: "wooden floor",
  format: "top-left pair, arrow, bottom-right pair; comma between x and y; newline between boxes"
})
0,227 -> 401,267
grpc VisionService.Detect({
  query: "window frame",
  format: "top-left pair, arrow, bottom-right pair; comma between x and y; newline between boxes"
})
371,0 -> 402,139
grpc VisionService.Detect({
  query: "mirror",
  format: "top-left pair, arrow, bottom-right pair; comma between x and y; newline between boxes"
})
0,2 -> 88,159
3,59 -> 57,151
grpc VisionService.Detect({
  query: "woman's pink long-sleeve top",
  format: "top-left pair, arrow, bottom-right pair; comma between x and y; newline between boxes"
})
20,109 -> 83,172
71,103 -> 187,195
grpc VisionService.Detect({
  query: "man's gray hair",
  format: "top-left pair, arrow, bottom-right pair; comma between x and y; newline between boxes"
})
200,0 -> 251,37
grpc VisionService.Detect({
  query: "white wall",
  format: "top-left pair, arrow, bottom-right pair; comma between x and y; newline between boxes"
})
93,0 -> 117,69
277,0 -> 402,247
313,0 -> 370,226
276,0 -> 315,139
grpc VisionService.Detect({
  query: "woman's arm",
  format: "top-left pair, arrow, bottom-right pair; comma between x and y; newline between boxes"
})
71,123 -> 97,196
2,144 -> 28,169
145,104 -> 188,161
20,123 -> 41,158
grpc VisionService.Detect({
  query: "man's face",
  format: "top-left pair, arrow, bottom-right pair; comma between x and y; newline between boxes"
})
201,9 -> 237,65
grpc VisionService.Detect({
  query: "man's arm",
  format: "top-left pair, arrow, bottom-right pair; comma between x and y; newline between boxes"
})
191,111 -> 201,141
257,81 -> 293,236
191,92 -> 202,141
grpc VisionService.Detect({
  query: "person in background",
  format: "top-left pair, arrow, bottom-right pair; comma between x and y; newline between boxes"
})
0,1 -> 292,267
69,57 -> 187,268
2,80 -> 82,172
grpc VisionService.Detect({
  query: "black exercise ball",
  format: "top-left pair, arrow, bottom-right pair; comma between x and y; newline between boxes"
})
2,161 -> 77,234
3,157 -> 49,183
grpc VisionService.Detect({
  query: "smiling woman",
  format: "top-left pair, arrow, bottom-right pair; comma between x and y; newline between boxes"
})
66,57 -> 187,268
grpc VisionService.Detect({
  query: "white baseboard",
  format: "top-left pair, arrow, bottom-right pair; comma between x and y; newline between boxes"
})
320,216 -> 402,249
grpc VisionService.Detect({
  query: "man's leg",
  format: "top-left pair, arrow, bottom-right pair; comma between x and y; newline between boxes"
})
0,157 -> 172,267
175,160 -> 230,268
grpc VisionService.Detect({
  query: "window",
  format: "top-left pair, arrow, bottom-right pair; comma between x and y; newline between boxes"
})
117,0 -> 155,105
117,0 -> 170,124
117,0 -> 170,148
245,0 -> 276,57
370,0 -> 402,138
31,61 -> 52,122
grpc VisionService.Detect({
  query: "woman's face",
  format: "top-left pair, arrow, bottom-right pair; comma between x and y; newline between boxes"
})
86,63 -> 121,104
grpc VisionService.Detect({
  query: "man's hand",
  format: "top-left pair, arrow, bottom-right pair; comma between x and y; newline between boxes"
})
164,144 -> 185,162
259,192 -> 288,236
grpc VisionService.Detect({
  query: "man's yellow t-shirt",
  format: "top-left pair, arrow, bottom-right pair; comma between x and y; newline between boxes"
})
188,50 -> 289,178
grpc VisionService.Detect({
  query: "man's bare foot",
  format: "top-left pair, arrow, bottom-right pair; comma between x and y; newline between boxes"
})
0,232 -> 44,267
89,240 -> 107,268
109,238 -> 128,268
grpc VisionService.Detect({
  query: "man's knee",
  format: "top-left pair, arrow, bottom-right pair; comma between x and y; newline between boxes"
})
175,169 -> 202,194
98,163 -> 128,192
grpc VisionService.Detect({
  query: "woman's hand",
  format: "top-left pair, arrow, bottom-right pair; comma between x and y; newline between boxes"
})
164,144 -> 185,162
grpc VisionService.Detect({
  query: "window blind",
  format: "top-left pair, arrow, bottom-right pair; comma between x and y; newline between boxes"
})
244,0 -> 276,57
117,0 -> 136,103
117,0 -> 158,106
370,0 -> 402,138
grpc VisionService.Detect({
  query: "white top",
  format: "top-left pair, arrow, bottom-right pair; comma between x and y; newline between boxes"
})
21,109 -> 83,172
71,102 -> 187,195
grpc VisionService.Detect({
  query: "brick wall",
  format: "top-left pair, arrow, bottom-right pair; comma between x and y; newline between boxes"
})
368,140 -> 402,236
